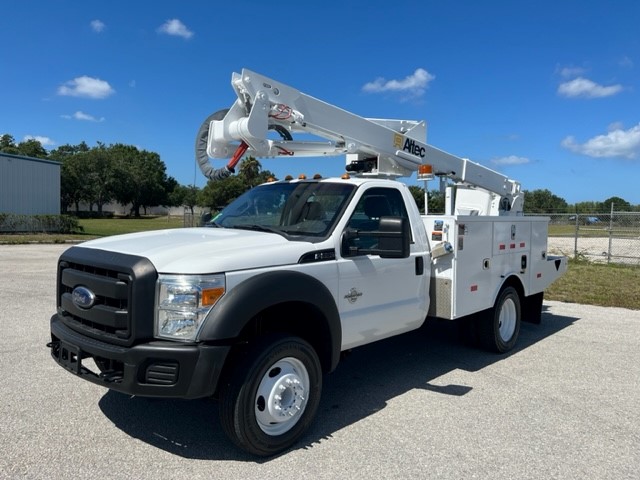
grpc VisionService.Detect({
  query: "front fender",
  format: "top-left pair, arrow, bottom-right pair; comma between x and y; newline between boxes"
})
199,270 -> 341,371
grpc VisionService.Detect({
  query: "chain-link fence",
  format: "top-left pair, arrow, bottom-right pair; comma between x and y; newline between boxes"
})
543,212 -> 640,266
182,209 -> 215,228
183,211 -> 196,228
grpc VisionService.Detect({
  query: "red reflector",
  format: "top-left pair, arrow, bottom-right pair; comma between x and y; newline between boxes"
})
470,285 -> 478,292
520,242 -> 526,248
537,273 -> 542,278
510,243 -> 516,249
499,244 -> 506,250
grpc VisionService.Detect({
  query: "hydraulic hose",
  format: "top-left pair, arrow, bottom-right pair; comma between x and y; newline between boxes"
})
195,109 -> 293,181
195,109 -> 236,181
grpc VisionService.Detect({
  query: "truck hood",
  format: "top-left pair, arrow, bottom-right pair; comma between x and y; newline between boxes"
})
78,228 -> 317,274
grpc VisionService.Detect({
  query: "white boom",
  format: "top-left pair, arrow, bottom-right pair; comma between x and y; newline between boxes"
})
196,68 -> 524,215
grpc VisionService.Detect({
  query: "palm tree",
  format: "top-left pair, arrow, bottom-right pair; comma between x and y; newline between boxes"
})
239,156 -> 262,188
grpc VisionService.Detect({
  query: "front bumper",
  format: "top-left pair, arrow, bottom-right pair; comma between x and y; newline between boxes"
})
49,315 -> 230,399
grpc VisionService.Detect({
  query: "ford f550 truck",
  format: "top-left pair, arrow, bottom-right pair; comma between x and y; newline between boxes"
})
49,69 -> 567,456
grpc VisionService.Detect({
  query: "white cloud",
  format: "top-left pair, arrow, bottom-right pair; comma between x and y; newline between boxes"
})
557,77 -> 623,98
608,121 -> 624,132
61,111 -> 105,122
58,76 -> 115,99
619,56 -> 633,68
491,155 -> 531,166
157,19 -> 194,39
561,123 -> 640,159
23,135 -> 55,146
558,66 -> 586,78
362,68 -> 435,97
90,20 -> 105,33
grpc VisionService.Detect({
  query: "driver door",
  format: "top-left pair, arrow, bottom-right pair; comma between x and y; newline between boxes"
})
337,187 -> 428,349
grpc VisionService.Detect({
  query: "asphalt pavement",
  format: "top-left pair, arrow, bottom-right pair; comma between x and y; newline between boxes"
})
1,244 -> 638,479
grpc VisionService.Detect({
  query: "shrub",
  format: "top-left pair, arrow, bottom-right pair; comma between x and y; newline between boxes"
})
0,214 -> 83,233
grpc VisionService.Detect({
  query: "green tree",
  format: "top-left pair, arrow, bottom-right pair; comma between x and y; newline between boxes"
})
49,142 -> 90,160
17,138 -> 48,158
59,155 -> 88,213
408,185 -> 446,214
110,144 -> 171,217
572,201 -> 599,214
197,156 -> 277,210
408,185 -> 425,212
50,142 -> 92,213
170,184 -> 200,215
79,144 -> 117,214
427,189 -> 445,214
600,196 -> 631,212
0,134 -> 20,154
198,175 -> 246,210
162,176 -> 179,208
239,156 -> 262,188
523,189 -> 568,213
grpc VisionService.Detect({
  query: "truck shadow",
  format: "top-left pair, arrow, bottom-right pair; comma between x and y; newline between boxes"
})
98,306 -> 577,462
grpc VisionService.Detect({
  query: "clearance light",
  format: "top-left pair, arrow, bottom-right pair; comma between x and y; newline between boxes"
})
266,176 -> 277,183
313,173 -> 322,179
284,175 -> 293,181
298,174 -> 307,180
418,164 -> 434,181
341,173 -> 351,180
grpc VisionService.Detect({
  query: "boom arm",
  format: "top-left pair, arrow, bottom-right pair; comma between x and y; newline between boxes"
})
197,69 -> 523,215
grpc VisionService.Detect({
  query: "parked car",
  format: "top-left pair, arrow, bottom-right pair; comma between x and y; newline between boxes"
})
569,215 -> 601,225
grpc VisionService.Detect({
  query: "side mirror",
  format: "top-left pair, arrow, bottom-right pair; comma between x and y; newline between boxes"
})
342,216 -> 411,259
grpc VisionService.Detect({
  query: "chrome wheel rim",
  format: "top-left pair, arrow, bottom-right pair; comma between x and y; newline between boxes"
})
254,357 -> 309,435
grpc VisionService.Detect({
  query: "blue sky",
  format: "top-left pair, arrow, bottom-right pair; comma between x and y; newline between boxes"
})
1,0 -> 639,204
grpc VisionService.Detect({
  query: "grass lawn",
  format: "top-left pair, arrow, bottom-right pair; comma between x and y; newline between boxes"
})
0,216 -> 186,243
545,258 -> 640,310
79,216 -> 185,236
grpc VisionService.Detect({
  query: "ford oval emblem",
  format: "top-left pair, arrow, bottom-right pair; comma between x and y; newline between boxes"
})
72,286 -> 96,309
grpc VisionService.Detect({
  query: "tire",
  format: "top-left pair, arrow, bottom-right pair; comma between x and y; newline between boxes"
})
219,335 -> 322,456
479,286 -> 521,353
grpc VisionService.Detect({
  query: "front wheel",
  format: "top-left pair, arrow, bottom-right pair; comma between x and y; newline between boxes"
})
219,335 -> 322,456
479,286 -> 521,353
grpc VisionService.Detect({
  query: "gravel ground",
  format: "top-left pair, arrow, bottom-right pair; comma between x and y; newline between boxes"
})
548,235 -> 640,265
1,244 -> 638,480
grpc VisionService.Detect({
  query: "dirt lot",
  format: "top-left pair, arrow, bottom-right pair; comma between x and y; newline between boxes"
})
549,235 -> 640,265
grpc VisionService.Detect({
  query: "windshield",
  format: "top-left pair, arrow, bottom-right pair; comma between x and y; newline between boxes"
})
211,181 -> 355,238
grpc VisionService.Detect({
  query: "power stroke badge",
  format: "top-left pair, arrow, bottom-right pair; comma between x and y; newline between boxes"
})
344,288 -> 363,304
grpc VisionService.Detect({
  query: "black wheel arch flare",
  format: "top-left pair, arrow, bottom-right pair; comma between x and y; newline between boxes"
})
199,270 -> 342,372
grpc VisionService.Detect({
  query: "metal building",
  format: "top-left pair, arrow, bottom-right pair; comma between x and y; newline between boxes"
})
0,152 -> 61,215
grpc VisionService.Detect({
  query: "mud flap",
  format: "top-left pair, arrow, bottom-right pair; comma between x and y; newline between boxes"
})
522,292 -> 544,324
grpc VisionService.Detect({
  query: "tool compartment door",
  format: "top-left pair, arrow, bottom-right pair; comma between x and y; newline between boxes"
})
452,217 -> 496,318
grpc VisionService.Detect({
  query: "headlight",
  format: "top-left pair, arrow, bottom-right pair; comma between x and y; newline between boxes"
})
156,274 -> 225,341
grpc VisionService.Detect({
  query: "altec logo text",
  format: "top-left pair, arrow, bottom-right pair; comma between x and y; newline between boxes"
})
393,134 -> 426,158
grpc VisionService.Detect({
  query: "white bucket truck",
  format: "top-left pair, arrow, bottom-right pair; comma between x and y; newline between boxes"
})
49,69 -> 567,456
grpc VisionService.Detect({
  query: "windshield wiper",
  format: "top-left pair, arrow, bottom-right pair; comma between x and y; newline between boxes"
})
231,224 -> 284,236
